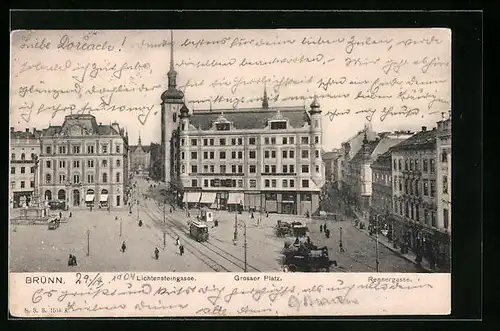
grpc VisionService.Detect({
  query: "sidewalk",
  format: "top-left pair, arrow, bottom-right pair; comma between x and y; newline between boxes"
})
351,209 -> 433,273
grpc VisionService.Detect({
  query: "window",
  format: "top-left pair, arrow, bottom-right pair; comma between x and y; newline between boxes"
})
238,151 -> 243,159
423,159 -> 428,172
210,165 -> 215,173
249,150 -> 256,159
74,174 -> 81,184
87,174 -> 93,183
238,165 -> 243,173
46,146 -> 52,154
423,180 -> 429,196
204,179 -> 209,187
204,139 -> 208,146
59,146 -> 66,154
238,179 -> 243,188
290,137 -> 294,144
302,150 -> 309,159
316,165 -> 320,173
301,137 -> 309,144
393,159 -> 397,170
409,159 -> 414,170
31,153 -> 35,160
191,139 -> 197,146
45,173 -> 51,183
192,165 -> 198,173
271,165 -> 276,173
415,159 -> 420,171
101,145 -> 107,154
282,150 -> 288,158
249,137 -> 256,145
398,159 -> 402,171
11,153 -> 15,160
431,211 -> 437,227
415,179 -> 419,195
264,151 -> 270,159
443,176 -> 448,194
271,179 -> 277,188
181,165 -> 186,173
271,121 -> 287,130
430,159 -> 436,173
289,150 -> 295,158
181,152 -> 185,160
116,172 -> 121,183
290,179 -> 295,187
302,165 -> 309,173
216,123 -> 230,131
232,165 -> 237,173
21,167 -> 25,174
191,151 -> 197,160
315,136 -> 319,144
115,145 -> 121,153
220,151 -> 226,159
265,179 -> 270,187
249,165 -> 256,173
102,173 -> 108,183
283,165 -> 287,173
399,177 -> 402,191
31,166 -> 35,173
210,139 -> 214,146
73,145 -> 81,154
264,137 -> 269,145
430,180 -> 436,197
271,137 -> 276,145
282,137 -> 287,144
404,159 -> 409,171
441,150 -> 448,163
220,165 -> 226,173
210,152 -> 214,159
250,179 -> 256,188
30,180 -> 35,188
264,165 -> 270,173
443,209 -> 449,229
290,165 -> 295,173
282,179 -> 288,188
231,138 -> 236,145
219,138 -> 226,146
116,159 -> 121,167
191,179 -> 198,187
315,120 -> 319,128
203,165 -> 208,173
315,150 -> 320,158
203,151 -> 208,159
73,160 -> 80,168
181,139 -> 185,146
232,151 -> 236,159
60,160 -> 66,168
181,124 -> 185,131
271,150 -> 276,158
20,181 -> 25,188
302,180 -> 309,188
46,160 -> 51,168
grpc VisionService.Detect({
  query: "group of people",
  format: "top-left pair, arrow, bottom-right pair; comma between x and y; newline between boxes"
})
320,223 -> 330,238
68,254 -> 77,267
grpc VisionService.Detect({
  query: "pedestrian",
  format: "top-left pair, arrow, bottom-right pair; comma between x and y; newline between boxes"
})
251,212 -> 254,219
154,247 -> 159,260
170,208 -> 172,213
179,244 -> 184,256
266,211 -> 269,218
68,254 -> 73,267
138,220 -> 143,227
176,237 -> 180,246
115,216 -> 118,221
320,224 -> 323,232
307,236 -> 311,244
72,255 -> 78,266
59,212 -> 62,219
325,229 -> 330,238
69,212 -> 72,218
121,241 -> 127,253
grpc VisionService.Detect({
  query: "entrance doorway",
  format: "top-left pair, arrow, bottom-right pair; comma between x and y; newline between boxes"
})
45,190 -> 52,201
73,189 -> 80,207
57,189 -> 66,201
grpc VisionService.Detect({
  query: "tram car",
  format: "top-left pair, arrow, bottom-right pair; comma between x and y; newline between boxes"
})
189,221 -> 209,242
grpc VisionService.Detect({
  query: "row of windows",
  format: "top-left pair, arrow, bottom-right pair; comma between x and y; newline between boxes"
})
182,149 -> 320,161
393,200 -> 445,228
192,178 -> 308,189
372,171 -> 392,185
44,172 -> 121,184
393,177 -> 437,197
10,166 -> 35,175
44,144 -> 121,155
181,135 -> 320,147
43,159 -> 122,169
10,180 -> 35,189
10,153 -> 37,161
393,157 -> 436,173
181,163 -> 320,175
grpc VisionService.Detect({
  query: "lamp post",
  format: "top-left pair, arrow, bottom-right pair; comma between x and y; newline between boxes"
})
233,203 -> 238,242
119,218 -> 122,237
237,218 -> 248,272
339,226 -> 344,252
375,214 -> 384,272
86,229 -> 90,256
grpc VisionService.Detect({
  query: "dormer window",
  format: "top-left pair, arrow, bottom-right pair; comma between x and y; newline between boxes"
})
216,123 -> 230,131
271,121 -> 287,130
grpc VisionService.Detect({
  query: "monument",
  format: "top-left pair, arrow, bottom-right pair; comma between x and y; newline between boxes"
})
17,156 -> 50,223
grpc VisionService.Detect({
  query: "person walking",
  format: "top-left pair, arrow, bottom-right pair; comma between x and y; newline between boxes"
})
68,254 -> 74,267
154,247 -> 159,260
72,255 -> 77,266
175,237 -> 180,246
121,241 -> 127,253
179,244 -> 184,256
320,224 -> 323,233
138,220 -> 143,227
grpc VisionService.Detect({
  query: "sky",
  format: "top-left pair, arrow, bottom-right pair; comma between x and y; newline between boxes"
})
10,29 -> 451,150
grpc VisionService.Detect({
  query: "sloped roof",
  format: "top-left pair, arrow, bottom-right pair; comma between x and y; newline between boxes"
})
390,129 -> 437,151
371,150 -> 392,168
322,151 -> 340,160
351,139 -> 379,164
189,106 -> 310,130
11,130 -> 42,139
40,114 -> 121,137
371,136 -> 409,158
129,145 -> 151,153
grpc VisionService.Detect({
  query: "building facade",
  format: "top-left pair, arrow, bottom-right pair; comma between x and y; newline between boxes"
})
9,128 -> 41,208
322,149 -> 340,184
370,151 -> 393,216
390,125 -> 449,271
128,134 -> 151,174
38,114 -> 129,209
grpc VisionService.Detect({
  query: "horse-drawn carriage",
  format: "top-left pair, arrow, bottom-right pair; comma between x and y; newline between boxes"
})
47,217 -> 60,230
282,242 -> 337,272
275,220 -> 309,238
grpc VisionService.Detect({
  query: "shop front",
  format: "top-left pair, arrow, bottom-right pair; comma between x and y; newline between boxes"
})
227,192 -> 244,212
182,191 -> 201,209
199,192 -> 217,209
281,193 -> 296,214
85,189 -> 95,207
100,189 -> 109,208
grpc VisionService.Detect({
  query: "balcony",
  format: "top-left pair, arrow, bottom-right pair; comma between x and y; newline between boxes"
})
261,172 -> 297,176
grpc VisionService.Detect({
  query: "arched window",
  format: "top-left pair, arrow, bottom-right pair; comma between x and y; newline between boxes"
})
102,173 -> 108,183
11,153 -> 15,160
21,153 -> 26,160
116,172 -> 121,183
31,153 -> 35,160
45,173 -> 52,184
441,150 -> 448,163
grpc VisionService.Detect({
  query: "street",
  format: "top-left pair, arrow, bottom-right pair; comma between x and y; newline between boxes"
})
10,177 -> 420,273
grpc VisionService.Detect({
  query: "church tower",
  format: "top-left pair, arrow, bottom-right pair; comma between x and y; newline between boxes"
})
309,95 -> 324,195
160,30 -> 184,184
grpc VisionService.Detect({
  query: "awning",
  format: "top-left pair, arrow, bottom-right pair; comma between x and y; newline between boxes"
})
227,192 -> 244,205
282,200 -> 295,203
183,192 -> 201,203
85,194 -> 95,202
200,192 -> 216,204
100,194 -> 108,202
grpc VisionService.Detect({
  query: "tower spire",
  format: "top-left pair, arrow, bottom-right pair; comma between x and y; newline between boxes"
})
138,131 -> 142,145
167,30 -> 177,90
262,84 -> 269,109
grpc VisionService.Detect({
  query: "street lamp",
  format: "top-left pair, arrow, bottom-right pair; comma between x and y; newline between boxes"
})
375,214 -> 385,272
339,226 -> 345,252
119,218 -> 122,237
86,229 -> 90,256
237,218 -> 248,272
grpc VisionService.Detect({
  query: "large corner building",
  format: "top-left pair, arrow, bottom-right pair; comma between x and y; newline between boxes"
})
161,32 -> 324,215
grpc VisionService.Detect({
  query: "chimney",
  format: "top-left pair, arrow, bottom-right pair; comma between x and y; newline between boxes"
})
25,128 -> 29,133
422,126 -> 427,132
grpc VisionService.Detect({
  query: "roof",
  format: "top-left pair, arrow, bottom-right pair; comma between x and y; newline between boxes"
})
390,129 -> 437,151
189,106 -> 310,130
350,139 -> 379,164
40,114 -> 122,137
371,150 -> 392,168
322,151 -> 340,160
11,129 -> 42,139
129,145 -> 151,153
